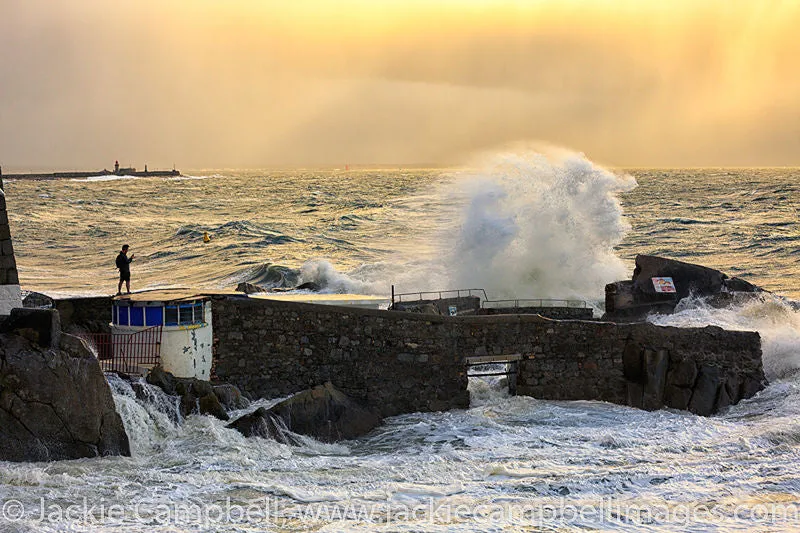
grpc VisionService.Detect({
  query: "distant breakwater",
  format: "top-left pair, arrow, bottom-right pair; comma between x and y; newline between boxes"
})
0,168 -> 180,180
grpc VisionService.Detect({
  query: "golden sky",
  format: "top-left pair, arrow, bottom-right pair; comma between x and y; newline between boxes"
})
1,0 -> 799,169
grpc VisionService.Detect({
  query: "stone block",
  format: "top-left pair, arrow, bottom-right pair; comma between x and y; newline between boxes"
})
666,359 -> 698,388
663,385 -> 692,410
642,349 -> 669,411
4,308 -> 61,349
622,343 -> 644,384
688,365 -> 722,416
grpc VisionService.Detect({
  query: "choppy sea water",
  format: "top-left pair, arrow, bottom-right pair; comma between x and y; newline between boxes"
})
1,151 -> 799,531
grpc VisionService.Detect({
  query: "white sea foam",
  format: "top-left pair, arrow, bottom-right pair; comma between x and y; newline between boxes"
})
70,174 -> 140,182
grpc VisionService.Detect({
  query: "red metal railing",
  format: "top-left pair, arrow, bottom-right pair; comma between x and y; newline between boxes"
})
84,326 -> 163,375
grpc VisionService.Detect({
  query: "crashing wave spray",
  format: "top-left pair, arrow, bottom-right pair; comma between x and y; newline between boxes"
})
443,148 -> 637,301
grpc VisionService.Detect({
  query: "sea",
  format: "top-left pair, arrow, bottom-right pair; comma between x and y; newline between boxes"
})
1,150 -> 799,531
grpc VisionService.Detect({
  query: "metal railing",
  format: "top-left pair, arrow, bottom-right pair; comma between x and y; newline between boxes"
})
83,326 -> 163,375
482,298 -> 588,309
393,288 -> 489,303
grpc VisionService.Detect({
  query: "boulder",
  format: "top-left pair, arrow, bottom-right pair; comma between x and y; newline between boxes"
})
213,384 -> 250,410
227,382 -> 382,443
632,255 -> 727,299
199,393 -> 229,421
225,407 -> 300,445
235,282 -> 267,295
145,367 -> 246,421
604,255 -> 764,321
0,329 -> 130,462
22,291 -> 55,309
295,282 -> 321,292
146,365 -> 177,395
688,365 -> 722,416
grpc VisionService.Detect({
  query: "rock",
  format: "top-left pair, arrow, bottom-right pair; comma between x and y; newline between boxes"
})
604,255 -> 763,321
269,382 -> 382,442
688,365 -> 722,416
715,383 -> 733,412
225,407 -> 299,444
227,382 -> 382,443
632,255 -> 727,299
188,379 -> 214,399
0,330 -> 130,462
236,282 -> 267,295
199,393 -> 230,421
725,277 -> 762,293
146,365 -> 177,395
295,282 -> 321,292
642,349 -> 669,411
213,384 -> 249,410
22,291 -> 54,309
663,385 -> 693,410
666,359 -> 698,388
180,393 -> 197,418
622,343 -> 644,383
740,377 -> 765,399
145,367 -> 240,420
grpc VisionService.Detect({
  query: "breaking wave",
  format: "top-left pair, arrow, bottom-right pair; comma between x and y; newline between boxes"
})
440,148 -> 636,300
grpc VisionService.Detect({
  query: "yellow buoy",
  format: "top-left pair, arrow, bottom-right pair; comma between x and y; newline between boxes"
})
203,231 -> 211,243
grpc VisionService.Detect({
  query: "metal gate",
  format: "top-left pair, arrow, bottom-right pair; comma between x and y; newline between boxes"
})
84,326 -> 162,375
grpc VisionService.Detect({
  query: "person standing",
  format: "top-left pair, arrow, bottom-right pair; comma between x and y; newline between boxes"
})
115,244 -> 135,295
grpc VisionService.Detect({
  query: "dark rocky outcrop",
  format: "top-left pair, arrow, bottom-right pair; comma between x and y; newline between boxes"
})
227,382 -> 382,443
22,291 -> 55,309
145,366 -> 248,421
213,384 -> 250,410
295,281 -> 321,292
237,281 -> 321,295
604,255 -> 764,321
235,282 -> 267,295
0,310 -> 130,462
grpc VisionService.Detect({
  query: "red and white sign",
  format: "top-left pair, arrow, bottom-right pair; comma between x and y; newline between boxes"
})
652,277 -> 677,293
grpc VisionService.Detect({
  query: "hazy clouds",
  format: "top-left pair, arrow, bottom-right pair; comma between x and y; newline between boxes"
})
1,0 -> 798,169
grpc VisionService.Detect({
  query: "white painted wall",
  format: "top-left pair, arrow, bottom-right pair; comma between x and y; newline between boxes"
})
159,305 -> 213,380
0,284 -> 21,315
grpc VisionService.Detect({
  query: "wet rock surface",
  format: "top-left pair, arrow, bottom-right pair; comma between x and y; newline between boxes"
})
0,310 -> 130,462
604,255 -> 764,321
145,366 -> 248,421
227,382 -> 382,443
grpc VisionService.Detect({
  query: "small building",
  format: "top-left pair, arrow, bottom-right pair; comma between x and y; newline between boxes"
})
111,290 -> 217,379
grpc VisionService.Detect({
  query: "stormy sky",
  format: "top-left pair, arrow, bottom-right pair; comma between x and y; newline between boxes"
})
1,0 -> 798,169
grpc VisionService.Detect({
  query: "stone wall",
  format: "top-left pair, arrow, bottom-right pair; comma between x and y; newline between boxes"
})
53,295 -> 765,418
212,297 -> 470,418
212,298 -> 764,418
513,320 -> 765,415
